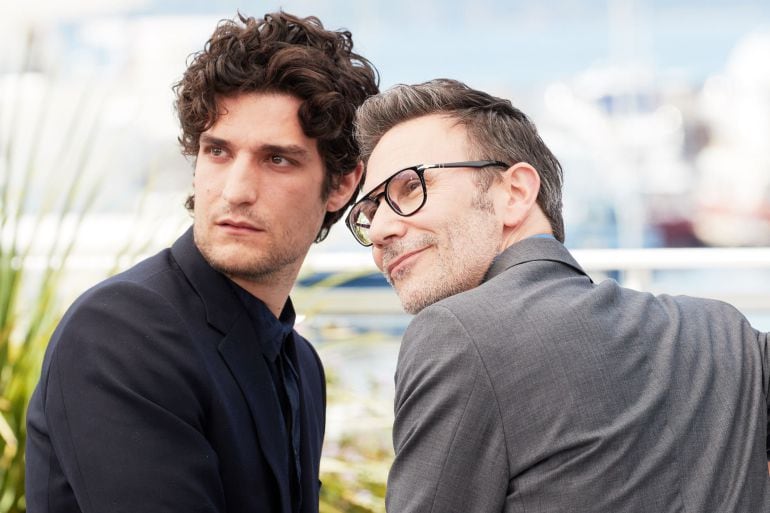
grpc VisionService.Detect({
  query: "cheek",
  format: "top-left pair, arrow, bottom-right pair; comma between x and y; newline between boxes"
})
192,178 -> 207,204
192,177 -> 219,216
192,175 -> 200,197
193,168 -> 219,196
192,168 -> 205,194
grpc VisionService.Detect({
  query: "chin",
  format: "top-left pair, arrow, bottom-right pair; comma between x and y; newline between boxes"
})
397,286 -> 441,315
400,274 -> 482,314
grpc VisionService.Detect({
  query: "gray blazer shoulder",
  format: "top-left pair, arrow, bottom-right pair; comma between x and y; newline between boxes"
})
387,237 -> 770,513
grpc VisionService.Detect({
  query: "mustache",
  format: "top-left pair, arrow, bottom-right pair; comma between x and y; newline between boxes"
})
381,234 -> 438,270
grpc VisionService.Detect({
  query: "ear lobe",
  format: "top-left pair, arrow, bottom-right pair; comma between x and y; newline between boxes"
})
326,161 -> 364,212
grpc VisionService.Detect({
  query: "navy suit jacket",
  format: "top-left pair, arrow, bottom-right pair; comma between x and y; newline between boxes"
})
26,228 -> 326,513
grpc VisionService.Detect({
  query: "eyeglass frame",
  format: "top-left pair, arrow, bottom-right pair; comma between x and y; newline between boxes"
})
345,160 -> 511,247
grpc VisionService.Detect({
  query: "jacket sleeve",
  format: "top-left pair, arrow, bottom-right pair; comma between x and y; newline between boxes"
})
386,305 -> 509,513
762,329 -> 770,461
30,281 -> 225,513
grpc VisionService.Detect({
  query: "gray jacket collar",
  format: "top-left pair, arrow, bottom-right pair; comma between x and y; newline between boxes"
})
484,236 -> 591,284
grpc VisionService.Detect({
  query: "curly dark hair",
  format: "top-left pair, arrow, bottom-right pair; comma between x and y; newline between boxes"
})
174,11 -> 379,241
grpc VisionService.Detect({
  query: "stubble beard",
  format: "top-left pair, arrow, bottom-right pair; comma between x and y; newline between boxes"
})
204,243 -> 302,284
194,217 -> 306,286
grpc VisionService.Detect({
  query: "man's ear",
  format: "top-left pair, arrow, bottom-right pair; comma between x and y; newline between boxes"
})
499,162 -> 541,227
326,161 -> 364,212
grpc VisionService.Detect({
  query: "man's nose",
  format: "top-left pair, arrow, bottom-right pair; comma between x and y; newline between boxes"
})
222,158 -> 259,206
368,200 -> 408,247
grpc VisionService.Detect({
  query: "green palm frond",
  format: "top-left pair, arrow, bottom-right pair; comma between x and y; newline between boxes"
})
0,57 -> 114,513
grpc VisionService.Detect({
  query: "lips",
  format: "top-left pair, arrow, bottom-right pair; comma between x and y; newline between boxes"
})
216,218 -> 261,231
385,246 -> 428,278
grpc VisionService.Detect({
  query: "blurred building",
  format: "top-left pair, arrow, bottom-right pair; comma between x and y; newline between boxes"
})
2,0 -> 769,257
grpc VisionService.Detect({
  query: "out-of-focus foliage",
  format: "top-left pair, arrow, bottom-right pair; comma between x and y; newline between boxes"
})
0,71 -> 105,513
0,40 -> 180,512
294,273 -> 397,512
318,348 -> 394,513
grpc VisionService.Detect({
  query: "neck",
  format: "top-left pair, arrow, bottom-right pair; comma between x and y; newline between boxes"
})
499,211 -> 554,251
229,263 -> 301,318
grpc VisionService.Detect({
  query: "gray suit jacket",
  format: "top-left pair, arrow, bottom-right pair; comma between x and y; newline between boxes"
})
386,237 -> 770,512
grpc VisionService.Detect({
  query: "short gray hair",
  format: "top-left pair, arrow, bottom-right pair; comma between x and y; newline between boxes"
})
355,78 -> 565,242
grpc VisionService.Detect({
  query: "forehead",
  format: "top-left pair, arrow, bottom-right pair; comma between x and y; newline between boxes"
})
207,92 -> 316,151
363,114 -> 471,193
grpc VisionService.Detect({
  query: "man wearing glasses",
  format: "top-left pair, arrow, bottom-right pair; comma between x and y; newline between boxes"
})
347,79 -> 769,512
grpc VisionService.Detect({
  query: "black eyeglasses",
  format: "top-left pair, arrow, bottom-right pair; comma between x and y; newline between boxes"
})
345,160 -> 510,246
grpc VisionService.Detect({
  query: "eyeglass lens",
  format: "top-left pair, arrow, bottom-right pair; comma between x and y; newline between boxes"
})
387,168 -> 424,215
350,167 -> 424,245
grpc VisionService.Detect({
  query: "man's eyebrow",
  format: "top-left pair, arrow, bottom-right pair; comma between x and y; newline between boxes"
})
199,134 -> 230,147
198,136 -> 312,160
258,143 -> 312,159
361,174 -> 391,200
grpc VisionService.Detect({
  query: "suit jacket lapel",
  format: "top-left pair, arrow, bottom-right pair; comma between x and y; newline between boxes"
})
171,228 -> 291,513
218,322 -> 291,513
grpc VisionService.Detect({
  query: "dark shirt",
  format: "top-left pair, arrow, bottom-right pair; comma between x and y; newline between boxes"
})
231,284 -> 302,511
231,283 -> 296,359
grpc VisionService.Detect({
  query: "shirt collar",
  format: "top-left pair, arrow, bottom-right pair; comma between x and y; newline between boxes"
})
230,282 -> 296,361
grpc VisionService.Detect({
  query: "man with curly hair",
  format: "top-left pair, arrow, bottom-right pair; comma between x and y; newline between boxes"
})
26,11 -> 378,513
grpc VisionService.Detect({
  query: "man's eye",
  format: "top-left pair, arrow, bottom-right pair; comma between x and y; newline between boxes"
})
271,155 -> 288,165
204,145 -> 225,157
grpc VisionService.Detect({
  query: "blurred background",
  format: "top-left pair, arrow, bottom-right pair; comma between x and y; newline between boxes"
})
2,0 -> 769,511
